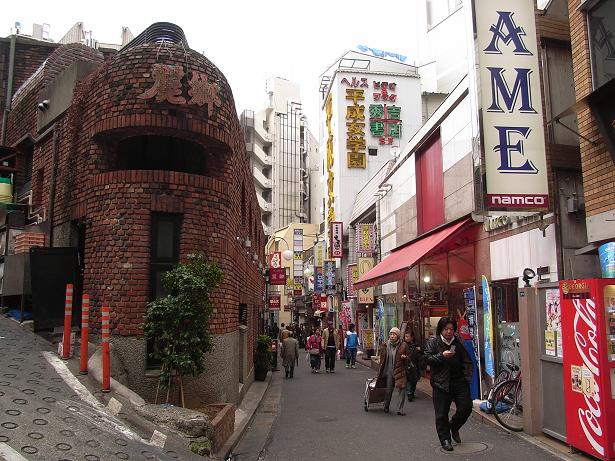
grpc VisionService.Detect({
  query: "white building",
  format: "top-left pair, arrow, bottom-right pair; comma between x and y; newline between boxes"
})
241,78 -> 316,236
318,51 -> 423,237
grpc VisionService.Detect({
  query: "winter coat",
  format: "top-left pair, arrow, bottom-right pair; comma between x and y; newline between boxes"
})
306,335 -> 323,354
424,335 -> 473,393
321,328 -> 341,349
375,341 -> 409,389
281,337 -> 299,367
405,341 -> 422,382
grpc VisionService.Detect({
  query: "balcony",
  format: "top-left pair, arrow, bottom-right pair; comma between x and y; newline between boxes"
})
249,142 -> 272,166
254,122 -> 272,145
253,167 -> 272,189
257,194 -> 272,214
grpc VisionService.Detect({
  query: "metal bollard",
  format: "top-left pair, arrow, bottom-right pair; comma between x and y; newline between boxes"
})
79,294 -> 90,375
101,306 -> 111,393
62,284 -> 73,359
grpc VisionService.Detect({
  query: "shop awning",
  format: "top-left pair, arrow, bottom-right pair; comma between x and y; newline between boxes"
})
354,217 -> 472,289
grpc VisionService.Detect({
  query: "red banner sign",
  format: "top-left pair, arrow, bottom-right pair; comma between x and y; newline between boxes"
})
268,294 -> 281,311
269,267 -> 286,285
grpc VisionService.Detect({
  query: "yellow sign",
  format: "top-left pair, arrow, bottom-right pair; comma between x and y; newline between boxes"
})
363,329 -> 374,348
346,88 -> 366,168
325,94 -> 335,223
358,257 -> 374,303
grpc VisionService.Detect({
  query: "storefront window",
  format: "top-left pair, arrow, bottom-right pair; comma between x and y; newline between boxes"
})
588,0 -> 615,89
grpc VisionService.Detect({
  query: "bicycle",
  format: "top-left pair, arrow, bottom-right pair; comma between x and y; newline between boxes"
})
486,362 -> 519,405
489,371 -> 523,432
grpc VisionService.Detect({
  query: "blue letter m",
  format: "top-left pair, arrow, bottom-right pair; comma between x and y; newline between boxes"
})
484,11 -> 532,55
487,67 -> 536,114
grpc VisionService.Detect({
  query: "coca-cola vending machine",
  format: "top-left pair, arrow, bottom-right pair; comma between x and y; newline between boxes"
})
560,278 -> 615,460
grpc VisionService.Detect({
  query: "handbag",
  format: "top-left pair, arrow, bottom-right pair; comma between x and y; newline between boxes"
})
309,348 -> 320,356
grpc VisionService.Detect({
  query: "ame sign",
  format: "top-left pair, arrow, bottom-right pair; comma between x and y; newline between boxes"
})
474,1 -> 549,211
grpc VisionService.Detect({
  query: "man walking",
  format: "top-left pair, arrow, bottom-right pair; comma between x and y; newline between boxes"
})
281,331 -> 299,379
322,321 -> 340,373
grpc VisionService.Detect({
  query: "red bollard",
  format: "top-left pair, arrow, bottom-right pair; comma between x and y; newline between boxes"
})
62,284 -> 73,359
79,294 -> 90,375
101,306 -> 111,393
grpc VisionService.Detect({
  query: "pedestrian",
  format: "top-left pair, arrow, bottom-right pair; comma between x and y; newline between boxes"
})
306,329 -> 323,373
279,323 -> 289,341
375,327 -> 409,415
345,324 -> 360,369
280,331 -> 299,379
322,321 -> 340,373
337,323 -> 345,360
403,330 -> 421,401
424,317 -> 473,452
270,322 -> 279,340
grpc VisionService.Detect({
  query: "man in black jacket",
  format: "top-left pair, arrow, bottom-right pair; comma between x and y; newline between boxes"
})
424,317 -> 473,451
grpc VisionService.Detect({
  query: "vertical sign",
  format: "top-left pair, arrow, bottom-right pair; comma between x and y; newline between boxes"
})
293,229 -> 303,296
269,294 -> 281,311
474,0 -> 549,210
481,275 -> 495,378
345,88 -> 367,168
347,264 -> 358,298
314,266 -> 324,294
268,252 -> 286,285
325,94 -> 335,223
357,257 -> 374,303
356,223 -> 376,254
314,241 -> 325,268
324,260 -> 336,295
330,221 -> 343,258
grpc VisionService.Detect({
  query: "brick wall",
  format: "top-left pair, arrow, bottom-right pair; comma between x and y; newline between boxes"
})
568,0 -> 615,216
4,40 -> 264,368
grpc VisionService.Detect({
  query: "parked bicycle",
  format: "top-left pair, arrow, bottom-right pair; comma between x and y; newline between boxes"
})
488,364 -> 523,432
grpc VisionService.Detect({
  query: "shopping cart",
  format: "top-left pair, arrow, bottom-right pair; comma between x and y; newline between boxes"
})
363,376 -> 387,412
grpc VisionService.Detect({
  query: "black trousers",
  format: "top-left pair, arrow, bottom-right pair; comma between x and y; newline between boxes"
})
432,378 -> 472,443
324,347 -> 336,370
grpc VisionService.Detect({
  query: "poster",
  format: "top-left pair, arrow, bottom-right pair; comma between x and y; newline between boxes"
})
362,329 -> 374,349
571,365 -> 582,393
545,288 -> 563,358
482,275 -> 495,378
581,366 -> 595,397
545,330 -> 556,357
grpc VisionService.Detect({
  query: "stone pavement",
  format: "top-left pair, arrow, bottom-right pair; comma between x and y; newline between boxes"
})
237,354 -> 566,461
0,316 -> 200,461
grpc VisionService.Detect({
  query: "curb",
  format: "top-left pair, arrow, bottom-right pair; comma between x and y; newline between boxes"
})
215,371 -> 273,460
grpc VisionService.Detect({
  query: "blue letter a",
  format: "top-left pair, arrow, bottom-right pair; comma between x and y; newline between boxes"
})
484,11 -> 532,55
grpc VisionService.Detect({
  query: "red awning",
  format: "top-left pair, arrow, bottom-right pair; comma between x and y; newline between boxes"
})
354,218 -> 472,289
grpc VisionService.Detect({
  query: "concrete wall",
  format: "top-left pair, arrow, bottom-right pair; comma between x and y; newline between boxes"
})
109,330 -> 241,406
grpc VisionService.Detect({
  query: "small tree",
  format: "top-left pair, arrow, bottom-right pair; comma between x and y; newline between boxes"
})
144,253 -> 222,405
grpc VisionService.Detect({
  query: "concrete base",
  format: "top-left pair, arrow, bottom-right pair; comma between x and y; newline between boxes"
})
100,330 -> 241,406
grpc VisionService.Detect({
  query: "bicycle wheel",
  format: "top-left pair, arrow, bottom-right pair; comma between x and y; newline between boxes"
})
492,379 -> 523,432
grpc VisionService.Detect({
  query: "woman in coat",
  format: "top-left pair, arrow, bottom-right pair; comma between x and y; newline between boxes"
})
375,327 -> 409,415
424,317 -> 473,452
306,329 -> 323,373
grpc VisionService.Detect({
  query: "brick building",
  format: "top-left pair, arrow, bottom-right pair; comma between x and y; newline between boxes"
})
0,23 -> 265,405
566,0 -> 615,248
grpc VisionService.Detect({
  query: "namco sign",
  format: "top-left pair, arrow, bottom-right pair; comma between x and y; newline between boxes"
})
487,194 -> 548,208
474,0 -> 550,212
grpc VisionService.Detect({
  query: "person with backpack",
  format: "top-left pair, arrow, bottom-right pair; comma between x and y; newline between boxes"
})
345,324 -> 360,368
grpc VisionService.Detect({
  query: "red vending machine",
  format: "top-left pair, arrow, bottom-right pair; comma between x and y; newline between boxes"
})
560,278 -> 615,460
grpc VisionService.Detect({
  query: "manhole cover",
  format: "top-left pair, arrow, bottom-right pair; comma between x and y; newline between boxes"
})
438,442 -> 491,455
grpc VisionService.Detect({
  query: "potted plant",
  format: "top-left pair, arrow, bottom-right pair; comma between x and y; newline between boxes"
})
254,335 -> 272,381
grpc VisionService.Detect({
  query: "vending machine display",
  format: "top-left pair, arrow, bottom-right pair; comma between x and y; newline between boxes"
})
560,279 -> 615,460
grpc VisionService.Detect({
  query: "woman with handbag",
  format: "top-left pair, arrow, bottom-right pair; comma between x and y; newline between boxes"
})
306,329 -> 323,373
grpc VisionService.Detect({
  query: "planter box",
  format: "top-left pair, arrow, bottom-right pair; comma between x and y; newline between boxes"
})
203,403 -> 235,453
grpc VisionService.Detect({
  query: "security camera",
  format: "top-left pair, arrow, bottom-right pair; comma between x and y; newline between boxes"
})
37,100 -> 50,111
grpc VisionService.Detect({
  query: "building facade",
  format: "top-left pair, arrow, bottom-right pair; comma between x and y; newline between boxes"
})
241,78 -> 314,236
1,23 -> 265,406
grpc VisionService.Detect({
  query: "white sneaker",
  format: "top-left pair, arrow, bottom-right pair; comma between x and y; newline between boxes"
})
351,365 -> 356,369
345,364 -> 349,368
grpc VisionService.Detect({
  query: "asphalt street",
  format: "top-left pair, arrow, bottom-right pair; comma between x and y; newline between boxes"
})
0,316 -> 197,461
256,355 -> 562,461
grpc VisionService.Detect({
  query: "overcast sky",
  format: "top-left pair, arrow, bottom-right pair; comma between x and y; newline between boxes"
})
3,0 -> 422,127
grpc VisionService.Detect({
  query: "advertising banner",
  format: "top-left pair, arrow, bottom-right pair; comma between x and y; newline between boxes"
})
473,0 -> 549,211
482,275 -> 495,378
268,294 -> 281,311
314,241 -> 325,268
314,266 -> 324,294
324,260 -> 336,295
356,223 -> 376,254
357,257 -> 374,303
330,221 -> 343,258
293,229 -> 303,296
268,251 -> 286,285
346,264 -> 358,298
